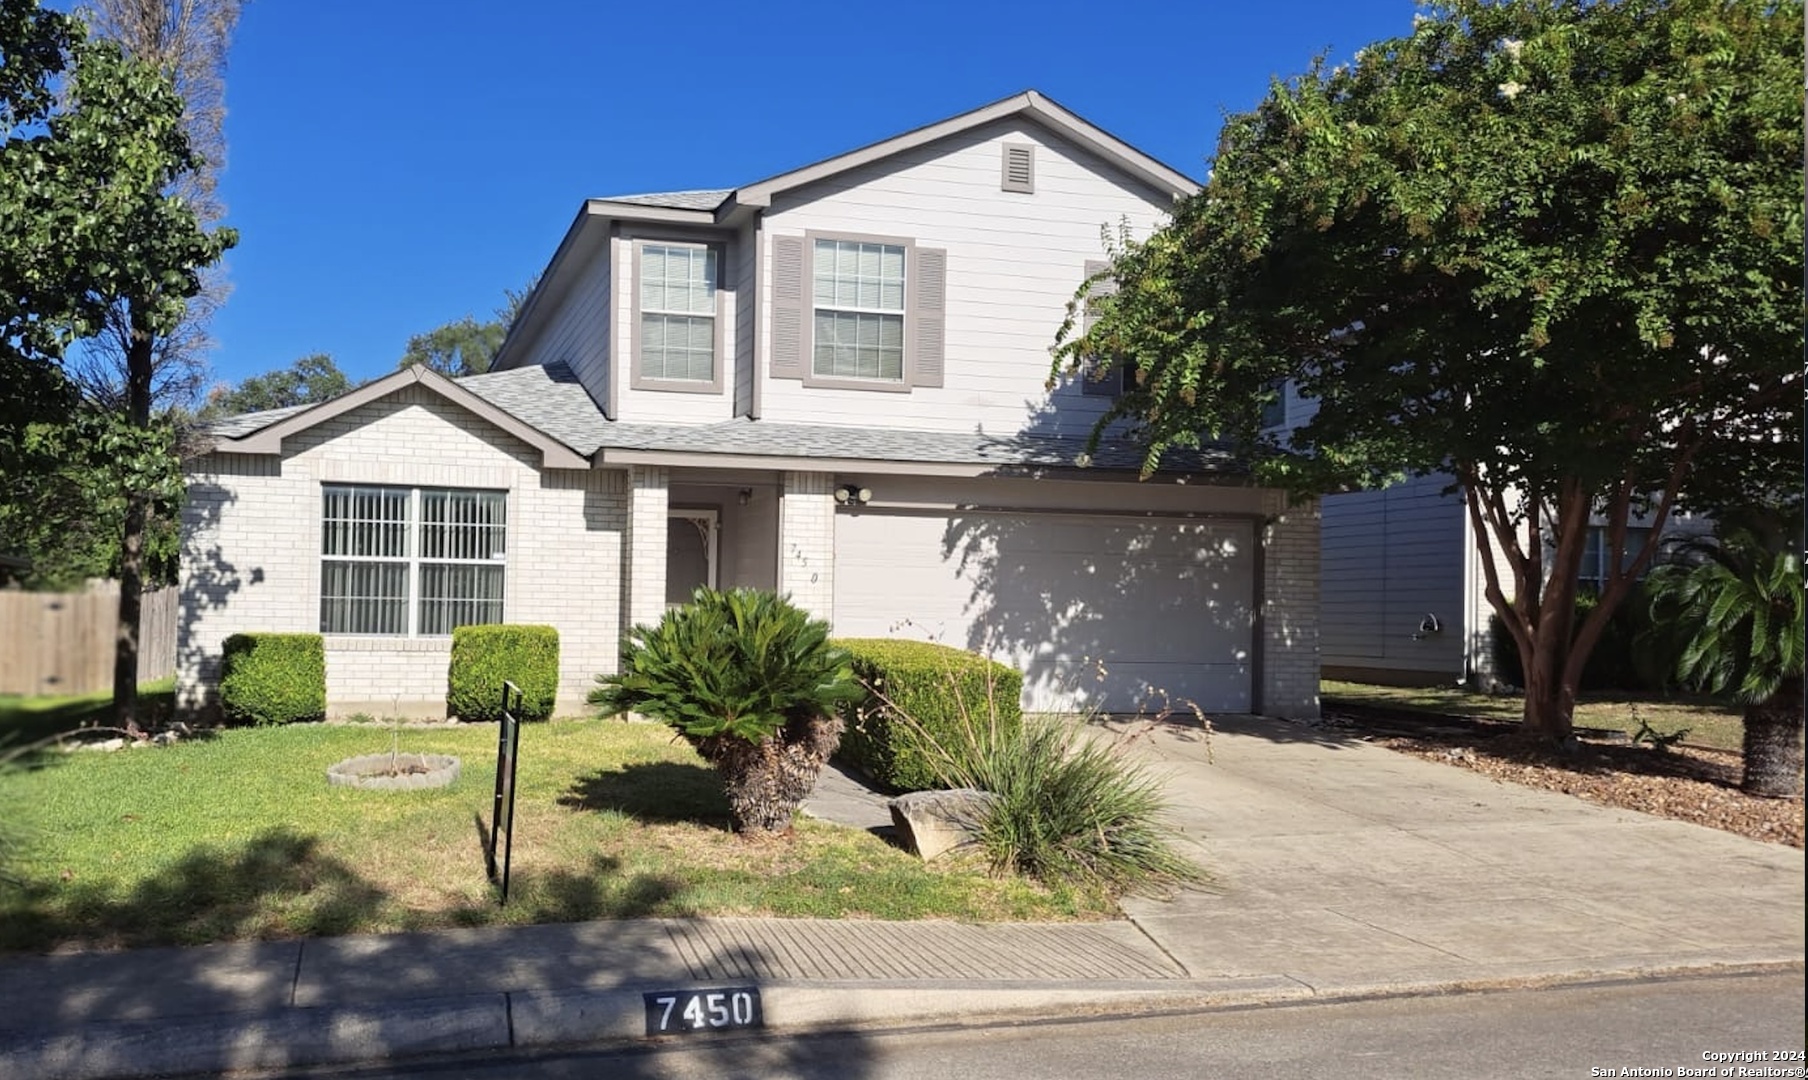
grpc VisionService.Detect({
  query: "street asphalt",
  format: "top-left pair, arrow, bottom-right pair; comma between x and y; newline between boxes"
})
1,714 -> 1800,1080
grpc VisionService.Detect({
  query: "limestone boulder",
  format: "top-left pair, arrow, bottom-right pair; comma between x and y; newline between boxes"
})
888,788 -> 998,861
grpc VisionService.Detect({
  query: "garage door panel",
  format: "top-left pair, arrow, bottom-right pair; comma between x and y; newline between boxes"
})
834,510 -> 1254,713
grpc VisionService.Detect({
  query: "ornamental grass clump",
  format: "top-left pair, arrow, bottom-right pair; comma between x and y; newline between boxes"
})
942,714 -> 1203,896
858,658 -> 1204,896
589,588 -> 864,835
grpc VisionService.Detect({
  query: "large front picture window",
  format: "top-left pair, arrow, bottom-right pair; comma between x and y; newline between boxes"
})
812,239 -> 905,381
321,484 -> 506,636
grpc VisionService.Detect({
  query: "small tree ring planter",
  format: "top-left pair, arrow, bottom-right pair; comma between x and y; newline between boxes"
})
327,753 -> 461,791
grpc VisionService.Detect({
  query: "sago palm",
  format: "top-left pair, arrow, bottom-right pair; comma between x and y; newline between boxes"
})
1645,529 -> 1803,798
590,588 -> 863,834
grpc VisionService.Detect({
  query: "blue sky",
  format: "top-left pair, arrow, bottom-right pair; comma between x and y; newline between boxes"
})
202,0 -> 1423,390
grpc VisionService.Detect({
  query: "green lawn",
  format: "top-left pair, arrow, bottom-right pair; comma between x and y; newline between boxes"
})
0,676 -> 176,750
1320,679 -> 1745,750
0,718 -> 1108,952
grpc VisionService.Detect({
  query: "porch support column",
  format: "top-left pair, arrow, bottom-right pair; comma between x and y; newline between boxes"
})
778,471 -> 835,623
626,465 -> 669,633
1259,490 -> 1321,719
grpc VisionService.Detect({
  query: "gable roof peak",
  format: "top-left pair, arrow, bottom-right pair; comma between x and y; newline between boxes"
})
734,90 -> 1198,208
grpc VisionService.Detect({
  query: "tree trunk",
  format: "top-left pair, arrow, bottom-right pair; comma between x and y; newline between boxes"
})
1742,676 -> 1804,799
698,713 -> 844,835
114,313 -> 155,735
1520,586 -> 1578,745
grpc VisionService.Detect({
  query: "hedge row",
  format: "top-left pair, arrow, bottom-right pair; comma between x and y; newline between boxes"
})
834,638 -> 1022,792
215,624 -> 560,724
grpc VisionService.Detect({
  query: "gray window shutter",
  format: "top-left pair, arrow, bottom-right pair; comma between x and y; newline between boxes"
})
910,247 -> 947,388
770,235 -> 806,380
1080,259 -> 1121,396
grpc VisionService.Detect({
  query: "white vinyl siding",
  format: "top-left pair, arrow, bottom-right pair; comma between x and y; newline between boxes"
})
509,243 -> 611,414
812,239 -> 906,382
640,244 -> 718,382
760,117 -> 1177,433
320,484 -> 505,637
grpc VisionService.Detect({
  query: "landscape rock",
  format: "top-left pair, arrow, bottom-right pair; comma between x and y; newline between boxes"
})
888,788 -> 998,861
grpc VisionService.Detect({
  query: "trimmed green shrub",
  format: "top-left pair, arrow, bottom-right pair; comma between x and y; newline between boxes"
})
448,625 -> 559,721
219,633 -> 325,726
835,639 -> 1022,792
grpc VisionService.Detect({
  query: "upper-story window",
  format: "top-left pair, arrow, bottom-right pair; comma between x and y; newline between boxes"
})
813,239 -> 906,382
320,484 -> 506,636
769,232 -> 946,391
633,240 -> 723,392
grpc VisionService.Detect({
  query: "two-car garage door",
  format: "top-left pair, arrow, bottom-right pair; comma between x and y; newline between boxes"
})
832,510 -> 1255,714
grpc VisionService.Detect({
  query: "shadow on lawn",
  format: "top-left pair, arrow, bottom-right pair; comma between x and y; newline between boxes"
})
0,827 -> 385,952
0,683 -> 184,767
559,760 -> 731,827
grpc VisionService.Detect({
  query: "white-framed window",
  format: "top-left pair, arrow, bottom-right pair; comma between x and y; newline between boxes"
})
320,484 -> 506,636
638,242 -> 719,383
812,238 -> 906,382
1579,525 -> 1652,589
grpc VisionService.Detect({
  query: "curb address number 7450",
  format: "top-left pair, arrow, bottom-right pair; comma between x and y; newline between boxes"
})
644,988 -> 764,1036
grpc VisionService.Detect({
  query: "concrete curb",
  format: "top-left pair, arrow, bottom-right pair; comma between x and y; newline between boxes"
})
7,964 -> 1802,1080
4,994 -> 511,1080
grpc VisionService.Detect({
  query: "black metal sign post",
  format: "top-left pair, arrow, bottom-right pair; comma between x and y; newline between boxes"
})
486,680 -> 523,904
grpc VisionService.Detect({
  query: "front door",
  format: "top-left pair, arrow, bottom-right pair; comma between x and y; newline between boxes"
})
666,510 -> 718,608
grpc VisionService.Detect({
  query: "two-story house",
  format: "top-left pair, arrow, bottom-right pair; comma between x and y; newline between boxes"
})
180,92 -> 1321,720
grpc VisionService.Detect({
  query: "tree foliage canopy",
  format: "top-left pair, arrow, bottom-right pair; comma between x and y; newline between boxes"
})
1055,0 -> 1803,737
202,353 -> 352,417
1,0 -> 233,600
398,315 -> 505,377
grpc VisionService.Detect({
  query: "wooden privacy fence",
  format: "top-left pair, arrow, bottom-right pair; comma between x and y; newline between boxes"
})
0,584 -> 178,696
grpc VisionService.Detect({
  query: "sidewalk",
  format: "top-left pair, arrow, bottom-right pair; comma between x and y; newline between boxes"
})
2,715 -> 1800,1079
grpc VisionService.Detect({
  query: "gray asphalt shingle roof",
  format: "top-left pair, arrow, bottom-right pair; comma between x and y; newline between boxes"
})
595,189 -> 733,211
203,403 -> 313,437
204,363 -> 1240,476
456,364 -> 1238,475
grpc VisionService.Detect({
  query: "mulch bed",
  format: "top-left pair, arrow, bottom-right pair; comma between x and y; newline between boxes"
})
1321,708 -> 1804,850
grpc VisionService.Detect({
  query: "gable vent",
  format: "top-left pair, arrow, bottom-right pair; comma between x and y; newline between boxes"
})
1001,144 -> 1035,194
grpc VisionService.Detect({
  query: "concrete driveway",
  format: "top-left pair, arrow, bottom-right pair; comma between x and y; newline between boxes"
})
1113,714 -> 1805,993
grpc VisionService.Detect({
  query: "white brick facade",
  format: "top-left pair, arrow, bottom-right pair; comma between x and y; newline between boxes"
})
625,466 -> 669,633
1261,492 -> 1321,719
778,471 -> 835,621
180,385 -> 625,717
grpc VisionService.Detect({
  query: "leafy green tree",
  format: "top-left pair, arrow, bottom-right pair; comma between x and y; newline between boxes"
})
202,353 -> 351,417
399,278 -> 541,377
589,589 -> 863,835
398,315 -> 506,377
1,0 -> 236,731
1056,0 -> 1803,742
68,0 -> 242,412
1644,527 -> 1803,797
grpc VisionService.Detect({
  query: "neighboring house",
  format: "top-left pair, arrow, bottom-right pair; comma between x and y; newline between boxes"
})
180,91 -> 1321,720
1265,362 -> 1705,688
